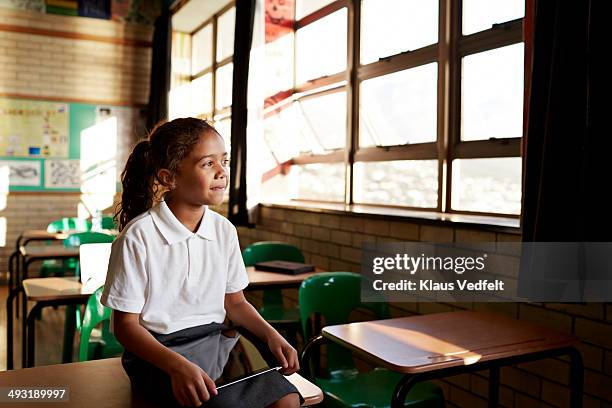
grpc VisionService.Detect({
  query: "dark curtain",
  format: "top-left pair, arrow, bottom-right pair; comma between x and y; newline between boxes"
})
519,0 -> 610,300
146,10 -> 172,131
521,0 -> 608,241
228,0 -> 256,226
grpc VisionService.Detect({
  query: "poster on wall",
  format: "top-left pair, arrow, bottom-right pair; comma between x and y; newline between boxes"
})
0,0 -> 45,12
0,98 -> 70,158
0,160 -> 41,186
265,0 -> 294,43
44,159 -> 80,188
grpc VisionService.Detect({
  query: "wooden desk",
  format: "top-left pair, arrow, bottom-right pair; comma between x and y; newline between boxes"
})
246,266 -> 323,290
304,311 -> 583,408
6,276 -> 92,370
7,231 -> 70,320
0,358 -> 324,407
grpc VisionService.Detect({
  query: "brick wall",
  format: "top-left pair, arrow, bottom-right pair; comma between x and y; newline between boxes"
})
0,7 -> 151,103
238,205 -> 612,408
0,7 -> 150,272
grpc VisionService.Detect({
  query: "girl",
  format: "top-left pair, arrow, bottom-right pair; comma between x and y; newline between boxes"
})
101,118 -> 302,408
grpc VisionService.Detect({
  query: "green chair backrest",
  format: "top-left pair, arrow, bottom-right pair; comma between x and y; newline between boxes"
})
47,218 -> 91,233
243,242 -> 305,307
299,272 -> 390,374
63,231 -> 115,248
79,286 -> 123,361
242,241 -> 305,266
100,215 -> 117,230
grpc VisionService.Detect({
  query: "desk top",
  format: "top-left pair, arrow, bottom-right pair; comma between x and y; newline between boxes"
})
322,311 -> 578,374
23,277 -> 94,302
19,246 -> 79,259
246,266 -> 323,289
22,266 -> 325,302
20,230 -> 69,241
0,358 -> 323,407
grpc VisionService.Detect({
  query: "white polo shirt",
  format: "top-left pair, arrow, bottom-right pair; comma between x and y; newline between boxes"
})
101,201 -> 249,334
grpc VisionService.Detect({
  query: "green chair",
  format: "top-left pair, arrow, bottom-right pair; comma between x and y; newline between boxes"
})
46,217 -> 92,233
299,272 -> 446,408
40,218 -> 92,278
59,232 -> 115,361
78,286 -> 124,361
242,241 -> 304,344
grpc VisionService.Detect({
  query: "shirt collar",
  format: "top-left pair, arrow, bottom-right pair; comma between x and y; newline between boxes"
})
151,200 -> 216,245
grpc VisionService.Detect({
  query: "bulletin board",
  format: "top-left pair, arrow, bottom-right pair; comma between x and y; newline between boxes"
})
0,96 -> 142,192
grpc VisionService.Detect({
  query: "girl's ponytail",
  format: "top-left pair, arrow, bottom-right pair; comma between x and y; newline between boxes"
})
116,140 -> 155,230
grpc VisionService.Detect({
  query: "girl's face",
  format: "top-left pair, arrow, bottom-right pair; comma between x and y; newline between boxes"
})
168,131 -> 229,207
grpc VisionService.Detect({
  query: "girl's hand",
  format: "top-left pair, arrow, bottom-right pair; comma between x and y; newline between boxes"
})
167,356 -> 218,407
267,332 -> 300,375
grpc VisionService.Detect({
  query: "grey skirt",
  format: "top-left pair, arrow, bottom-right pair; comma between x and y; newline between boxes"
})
122,323 -> 303,408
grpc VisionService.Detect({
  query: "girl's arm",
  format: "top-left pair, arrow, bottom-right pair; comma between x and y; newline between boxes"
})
113,311 -> 218,407
224,291 -> 300,375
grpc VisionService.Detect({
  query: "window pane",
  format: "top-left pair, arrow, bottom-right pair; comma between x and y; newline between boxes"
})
361,0 -> 438,65
298,91 -> 346,151
215,63 -> 233,110
296,8 -> 347,84
461,43 -> 524,141
265,33 -> 294,98
292,163 -> 345,201
360,63 -> 437,147
168,83 -> 191,120
295,0 -> 335,20
191,73 -> 213,116
217,7 -> 235,62
462,0 -> 524,35
214,117 -> 231,155
191,24 -> 212,74
354,160 -> 438,208
264,105 -> 308,162
451,158 -> 522,214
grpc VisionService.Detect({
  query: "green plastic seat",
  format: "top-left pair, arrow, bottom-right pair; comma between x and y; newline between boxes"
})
242,242 -> 304,339
299,273 -> 446,408
40,218 -> 92,278
78,286 -> 124,361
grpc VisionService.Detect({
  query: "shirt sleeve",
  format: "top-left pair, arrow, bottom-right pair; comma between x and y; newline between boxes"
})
101,235 -> 148,313
225,225 -> 249,293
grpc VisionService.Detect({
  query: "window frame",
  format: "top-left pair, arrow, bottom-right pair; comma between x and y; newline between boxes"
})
188,1 -> 235,120
277,0 -> 524,218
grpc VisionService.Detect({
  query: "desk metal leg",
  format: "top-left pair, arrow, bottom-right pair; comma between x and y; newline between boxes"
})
569,347 -> 584,408
488,366 -> 500,408
5,285 -> 23,370
26,303 -> 44,367
62,304 -> 77,363
300,335 -> 325,380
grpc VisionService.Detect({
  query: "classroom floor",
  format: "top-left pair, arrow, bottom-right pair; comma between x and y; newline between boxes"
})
0,281 -> 73,371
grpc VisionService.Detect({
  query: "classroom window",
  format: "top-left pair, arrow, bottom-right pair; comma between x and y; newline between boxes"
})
291,163 -> 345,202
257,0 -> 525,218
191,24 -> 212,74
451,158 -> 522,215
295,8 -> 347,84
353,160 -> 438,208
360,0 -> 438,65
360,63 -> 438,147
170,3 -> 235,120
462,0 -> 525,35
461,43 -> 524,141
216,7 -> 235,62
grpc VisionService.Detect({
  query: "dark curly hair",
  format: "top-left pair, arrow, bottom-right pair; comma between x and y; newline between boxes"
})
115,117 -> 221,230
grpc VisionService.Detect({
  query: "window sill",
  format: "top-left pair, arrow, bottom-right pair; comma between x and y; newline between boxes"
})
259,200 -> 521,234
